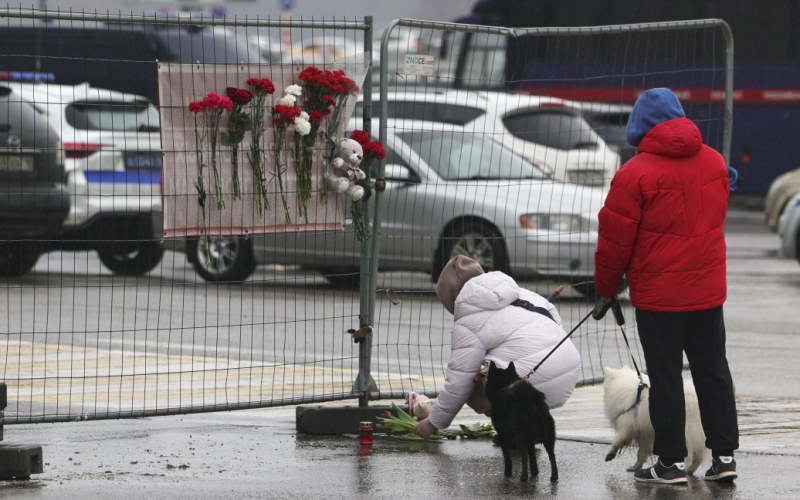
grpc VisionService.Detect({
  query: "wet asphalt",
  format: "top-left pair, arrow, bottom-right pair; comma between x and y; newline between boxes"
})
1,407 -> 798,499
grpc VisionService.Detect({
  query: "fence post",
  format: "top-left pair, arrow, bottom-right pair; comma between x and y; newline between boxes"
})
354,15 -> 378,407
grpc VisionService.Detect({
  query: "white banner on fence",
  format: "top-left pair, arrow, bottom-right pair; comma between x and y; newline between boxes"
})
157,61 -> 368,238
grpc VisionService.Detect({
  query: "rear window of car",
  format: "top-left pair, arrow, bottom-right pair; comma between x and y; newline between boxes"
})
65,102 -> 160,132
502,111 -> 598,151
360,101 -> 484,125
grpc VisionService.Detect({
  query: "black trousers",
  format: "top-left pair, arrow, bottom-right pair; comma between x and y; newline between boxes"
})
636,306 -> 739,461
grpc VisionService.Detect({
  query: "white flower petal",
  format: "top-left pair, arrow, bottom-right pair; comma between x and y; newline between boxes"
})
286,84 -> 303,96
279,95 -> 296,106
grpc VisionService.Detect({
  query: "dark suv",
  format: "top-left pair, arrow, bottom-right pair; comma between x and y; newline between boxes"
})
0,87 -> 68,275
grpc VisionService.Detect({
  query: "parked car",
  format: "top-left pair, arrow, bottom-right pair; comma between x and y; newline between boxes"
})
186,119 -> 606,296
577,102 -> 636,166
765,168 -> 800,232
356,90 -> 621,188
6,81 -> 163,275
778,192 -> 800,262
0,24 -> 264,105
0,84 -> 69,276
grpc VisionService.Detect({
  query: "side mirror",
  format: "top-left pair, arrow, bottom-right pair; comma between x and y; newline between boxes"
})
385,164 -> 415,183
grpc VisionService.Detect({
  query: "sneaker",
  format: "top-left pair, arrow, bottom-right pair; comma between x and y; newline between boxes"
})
704,456 -> 737,482
634,461 -> 689,484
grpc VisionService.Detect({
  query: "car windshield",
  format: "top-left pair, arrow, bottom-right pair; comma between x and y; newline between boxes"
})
66,103 -> 160,132
399,131 -> 546,181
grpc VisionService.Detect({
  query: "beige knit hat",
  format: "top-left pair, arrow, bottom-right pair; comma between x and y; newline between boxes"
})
436,255 -> 485,315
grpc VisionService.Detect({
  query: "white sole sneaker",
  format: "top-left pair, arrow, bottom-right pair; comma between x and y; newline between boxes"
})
635,476 -> 689,485
704,471 -> 738,482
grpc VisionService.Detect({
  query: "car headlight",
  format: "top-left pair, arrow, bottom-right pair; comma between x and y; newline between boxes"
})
519,214 -> 591,232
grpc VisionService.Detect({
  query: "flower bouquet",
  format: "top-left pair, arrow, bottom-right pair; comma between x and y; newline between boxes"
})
348,130 -> 387,242
198,92 -> 232,210
375,403 -> 445,441
246,77 -> 277,216
271,103 -> 301,224
294,67 -> 359,221
221,87 -> 253,200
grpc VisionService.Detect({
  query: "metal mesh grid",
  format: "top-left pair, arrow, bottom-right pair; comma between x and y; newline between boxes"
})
0,7 -> 374,423
369,18 -> 732,400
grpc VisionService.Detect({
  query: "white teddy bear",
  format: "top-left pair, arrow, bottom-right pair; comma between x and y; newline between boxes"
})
328,137 -> 367,201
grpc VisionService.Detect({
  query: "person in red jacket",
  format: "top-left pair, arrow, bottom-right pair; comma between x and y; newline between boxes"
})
592,88 -> 738,485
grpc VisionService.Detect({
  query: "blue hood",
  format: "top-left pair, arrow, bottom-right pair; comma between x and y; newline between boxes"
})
626,88 -> 686,146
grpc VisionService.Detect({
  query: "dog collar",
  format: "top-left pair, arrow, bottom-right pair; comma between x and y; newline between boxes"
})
500,378 -> 526,393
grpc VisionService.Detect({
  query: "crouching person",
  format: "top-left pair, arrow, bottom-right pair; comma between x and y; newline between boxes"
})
414,255 -> 581,438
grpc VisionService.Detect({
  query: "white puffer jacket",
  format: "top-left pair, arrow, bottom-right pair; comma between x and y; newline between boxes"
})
428,272 -> 582,430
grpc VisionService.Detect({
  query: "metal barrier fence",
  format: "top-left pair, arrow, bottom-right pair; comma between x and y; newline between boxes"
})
0,7 -> 377,423
368,18 -> 733,400
0,9 -> 732,424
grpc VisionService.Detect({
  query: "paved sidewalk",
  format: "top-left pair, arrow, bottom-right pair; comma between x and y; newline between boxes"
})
2,387 -> 799,499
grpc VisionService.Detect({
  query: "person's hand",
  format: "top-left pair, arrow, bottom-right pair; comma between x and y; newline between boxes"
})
592,296 -> 618,320
414,418 -> 437,439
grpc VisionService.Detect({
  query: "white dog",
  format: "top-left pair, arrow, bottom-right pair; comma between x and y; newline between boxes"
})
603,366 -> 708,474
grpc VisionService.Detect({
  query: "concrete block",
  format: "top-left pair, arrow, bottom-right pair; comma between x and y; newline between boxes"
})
0,444 -> 44,480
296,405 -> 410,435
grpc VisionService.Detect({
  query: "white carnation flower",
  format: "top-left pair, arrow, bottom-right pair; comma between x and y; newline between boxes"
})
285,84 -> 303,96
299,111 -> 309,121
294,118 -> 311,136
279,94 -> 296,106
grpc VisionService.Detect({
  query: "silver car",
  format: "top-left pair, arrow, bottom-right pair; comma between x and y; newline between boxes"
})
188,120 -> 606,296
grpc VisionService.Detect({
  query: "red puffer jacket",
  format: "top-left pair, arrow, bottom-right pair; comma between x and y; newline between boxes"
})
594,117 -> 730,311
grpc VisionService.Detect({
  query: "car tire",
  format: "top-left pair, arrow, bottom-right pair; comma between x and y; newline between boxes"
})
321,270 -> 361,289
98,241 -> 164,276
0,242 -> 41,277
189,237 -> 256,283
796,229 -> 800,264
434,219 -> 508,281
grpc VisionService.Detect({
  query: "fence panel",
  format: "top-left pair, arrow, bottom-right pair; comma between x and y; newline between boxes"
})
369,18 -> 733,399
0,7 -> 376,423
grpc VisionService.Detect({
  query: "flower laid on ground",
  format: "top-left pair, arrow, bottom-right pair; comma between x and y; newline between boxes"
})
375,403 -> 444,441
375,403 -> 496,442
347,130 -> 388,242
246,77 -> 277,216
221,87 -> 253,199
271,103 -> 301,224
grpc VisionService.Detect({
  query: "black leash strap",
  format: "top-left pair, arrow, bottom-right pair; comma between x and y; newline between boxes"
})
511,299 -> 555,322
523,310 -> 594,380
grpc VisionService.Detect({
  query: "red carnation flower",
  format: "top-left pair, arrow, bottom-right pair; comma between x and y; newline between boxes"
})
272,117 -> 282,125
349,130 -> 370,146
188,101 -> 206,114
364,141 -> 387,160
323,108 -> 332,116
323,95 -> 336,106
260,78 -> 276,94
220,96 -> 234,112
309,110 -> 323,122
226,87 -> 253,106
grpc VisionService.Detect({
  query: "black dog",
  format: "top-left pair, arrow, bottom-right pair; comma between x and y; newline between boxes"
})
485,361 -> 558,482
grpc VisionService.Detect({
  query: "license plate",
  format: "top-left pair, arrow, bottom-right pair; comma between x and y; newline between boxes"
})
0,154 -> 34,174
125,152 -> 162,170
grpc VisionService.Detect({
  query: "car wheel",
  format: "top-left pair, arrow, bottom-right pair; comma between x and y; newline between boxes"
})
796,229 -> 800,264
434,220 -> 508,281
98,241 -> 164,276
0,242 -> 41,277
190,237 -> 256,283
321,270 -> 361,289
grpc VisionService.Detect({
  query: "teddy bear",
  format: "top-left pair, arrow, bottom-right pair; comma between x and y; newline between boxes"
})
327,137 -> 366,201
